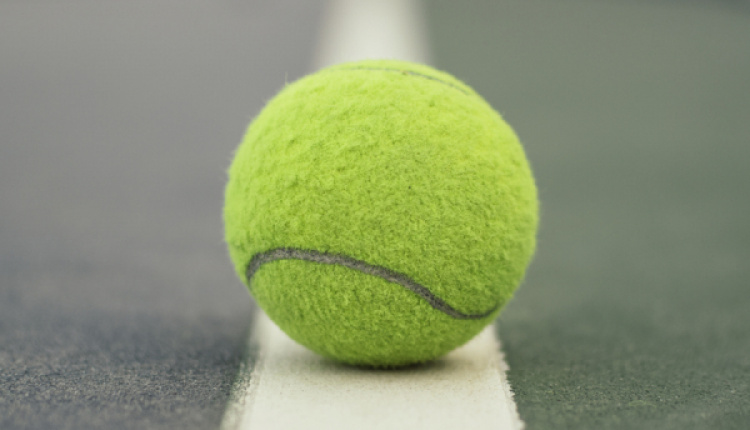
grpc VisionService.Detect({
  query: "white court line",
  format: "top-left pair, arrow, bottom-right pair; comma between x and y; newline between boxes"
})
314,0 -> 431,69
221,0 -> 525,429
222,313 -> 523,430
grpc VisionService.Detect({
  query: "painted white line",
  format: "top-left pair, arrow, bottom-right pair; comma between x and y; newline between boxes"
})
221,0 -> 525,428
314,0 -> 431,69
222,313 -> 523,430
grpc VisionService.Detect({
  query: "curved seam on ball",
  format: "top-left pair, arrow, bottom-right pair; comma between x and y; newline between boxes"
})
245,247 -> 498,320
329,67 -> 470,95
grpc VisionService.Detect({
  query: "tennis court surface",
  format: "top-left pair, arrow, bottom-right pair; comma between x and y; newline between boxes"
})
1,1 -> 748,429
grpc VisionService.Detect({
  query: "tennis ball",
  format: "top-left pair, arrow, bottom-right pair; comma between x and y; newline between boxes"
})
224,59 -> 538,367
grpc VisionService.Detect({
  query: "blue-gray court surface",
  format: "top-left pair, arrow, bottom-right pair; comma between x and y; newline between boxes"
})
1,1 -> 749,429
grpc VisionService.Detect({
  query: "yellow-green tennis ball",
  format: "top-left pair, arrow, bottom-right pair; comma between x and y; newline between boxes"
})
224,59 -> 538,367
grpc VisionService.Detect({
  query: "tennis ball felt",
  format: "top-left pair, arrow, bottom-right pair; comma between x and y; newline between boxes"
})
224,59 -> 538,367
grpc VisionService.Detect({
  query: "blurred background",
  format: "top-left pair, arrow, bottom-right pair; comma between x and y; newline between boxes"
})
1,1 -> 748,429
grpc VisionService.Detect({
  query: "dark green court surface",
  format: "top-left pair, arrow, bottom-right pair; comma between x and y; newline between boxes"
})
0,2 -> 321,428
427,1 -> 749,429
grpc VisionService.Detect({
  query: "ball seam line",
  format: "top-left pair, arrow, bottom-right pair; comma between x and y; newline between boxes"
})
327,66 -> 471,95
245,247 -> 499,320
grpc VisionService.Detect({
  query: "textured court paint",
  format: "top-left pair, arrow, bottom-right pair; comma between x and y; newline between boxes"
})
0,2 -> 320,428
224,59 -> 538,366
224,313 -> 524,430
427,0 -> 750,429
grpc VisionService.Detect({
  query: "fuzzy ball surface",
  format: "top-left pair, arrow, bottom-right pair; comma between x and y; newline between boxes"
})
224,59 -> 538,366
